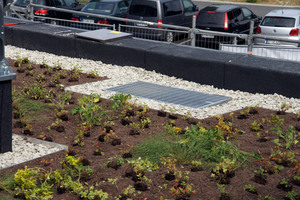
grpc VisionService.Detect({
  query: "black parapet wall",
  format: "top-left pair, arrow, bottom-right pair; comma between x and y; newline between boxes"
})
4,17 -> 300,98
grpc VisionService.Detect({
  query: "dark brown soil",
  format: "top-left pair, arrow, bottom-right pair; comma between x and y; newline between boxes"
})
1,58 -> 300,200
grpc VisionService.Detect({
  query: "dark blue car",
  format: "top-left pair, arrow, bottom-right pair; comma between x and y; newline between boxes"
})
71,0 -> 130,29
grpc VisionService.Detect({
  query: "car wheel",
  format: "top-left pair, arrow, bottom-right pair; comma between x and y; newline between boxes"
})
50,20 -> 57,25
165,32 -> 174,42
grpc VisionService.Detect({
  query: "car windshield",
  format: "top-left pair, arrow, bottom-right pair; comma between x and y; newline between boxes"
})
261,17 -> 296,27
128,0 -> 157,17
196,12 -> 224,25
82,2 -> 115,14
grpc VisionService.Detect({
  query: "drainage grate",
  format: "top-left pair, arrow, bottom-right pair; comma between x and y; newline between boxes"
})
105,81 -> 231,109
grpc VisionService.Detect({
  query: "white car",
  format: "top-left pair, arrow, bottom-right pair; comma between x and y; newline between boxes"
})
254,9 -> 300,47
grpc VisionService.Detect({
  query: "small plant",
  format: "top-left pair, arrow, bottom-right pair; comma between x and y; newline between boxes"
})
87,69 -> 100,78
53,61 -> 62,71
26,63 -> 34,71
269,113 -> 285,124
277,102 -> 292,115
243,184 -> 258,194
109,93 -> 132,110
264,195 -> 275,200
183,111 -> 196,124
72,94 -> 107,126
40,159 -> 53,166
129,122 -> 141,135
128,157 -> 158,175
107,156 -> 124,170
23,83 -> 48,100
277,178 -> 293,191
118,185 -> 136,199
141,117 -> 151,129
165,122 -> 182,136
169,180 -> 196,198
93,143 -> 104,156
285,190 -> 299,200
68,66 -> 81,82
190,160 -> 203,172
272,125 -> 300,149
271,147 -> 296,167
251,120 -> 263,132
237,109 -> 249,119
217,183 -> 230,199
253,167 -> 267,185
108,178 -> 119,192
211,157 -> 237,184
36,73 -> 46,83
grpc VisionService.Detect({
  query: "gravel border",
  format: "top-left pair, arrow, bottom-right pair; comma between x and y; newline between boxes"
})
1,44 -> 300,169
0,134 -> 67,170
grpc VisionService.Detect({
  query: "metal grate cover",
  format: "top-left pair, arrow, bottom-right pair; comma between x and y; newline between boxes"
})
105,81 -> 231,109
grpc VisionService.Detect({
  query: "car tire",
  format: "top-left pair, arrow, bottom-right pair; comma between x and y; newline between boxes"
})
50,20 -> 57,25
165,32 -> 174,42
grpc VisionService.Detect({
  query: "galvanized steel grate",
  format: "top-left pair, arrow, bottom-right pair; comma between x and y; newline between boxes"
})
105,81 -> 231,109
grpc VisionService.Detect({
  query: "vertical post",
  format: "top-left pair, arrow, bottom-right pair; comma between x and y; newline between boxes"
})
0,1 -> 16,153
191,15 -> 196,47
247,21 -> 254,55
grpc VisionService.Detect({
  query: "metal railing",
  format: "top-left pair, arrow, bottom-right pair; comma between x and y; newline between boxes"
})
6,2 -> 300,55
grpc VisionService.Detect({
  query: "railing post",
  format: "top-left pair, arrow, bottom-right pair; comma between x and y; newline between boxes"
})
0,1 -> 16,153
191,15 -> 196,47
247,21 -> 254,54
30,0 -> 34,21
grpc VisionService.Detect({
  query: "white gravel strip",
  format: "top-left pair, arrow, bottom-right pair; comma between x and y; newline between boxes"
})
1,44 -> 300,169
5,45 -> 300,118
0,134 -> 67,170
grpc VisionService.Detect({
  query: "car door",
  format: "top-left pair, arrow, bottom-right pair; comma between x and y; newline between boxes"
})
241,7 -> 259,33
162,0 -> 185,26
181,0 -> 198,27
232,8 -> 248,33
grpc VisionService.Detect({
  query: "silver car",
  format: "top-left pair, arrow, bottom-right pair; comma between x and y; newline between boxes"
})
254,9 -> 300,47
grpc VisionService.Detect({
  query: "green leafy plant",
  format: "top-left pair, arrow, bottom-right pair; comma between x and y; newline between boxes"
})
285,190 -> 299,200
128,157 -> 158,174
72,94 -> 107,126
264,195 -> 275,200
109,93 -> 132,110
23,82 -> 47,100
141,117 -> 151,128
87,69 -> 100,78
272,125 -> 300,149
251,120 -> 262,132
271,147 -> 296,167
68,66 -> 82,81
243,184 -> 257,194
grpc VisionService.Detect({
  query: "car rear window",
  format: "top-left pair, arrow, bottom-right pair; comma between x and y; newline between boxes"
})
82,2 -> 115,14
196,11 -> 224,25
14,0 -> 30,7
14,0 -> 44,7
128,0 -> 157,17
261,17 -> 295,27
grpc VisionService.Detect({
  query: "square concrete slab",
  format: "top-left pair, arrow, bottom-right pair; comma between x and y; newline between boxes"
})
74,29 -> 132,43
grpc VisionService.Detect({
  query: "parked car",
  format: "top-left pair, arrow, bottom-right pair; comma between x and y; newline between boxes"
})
254,9 -> 300,47
10,0 -> 84,23
71,0 -> 130,29
125,0 -> 199,42
195,4 -> 261,49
